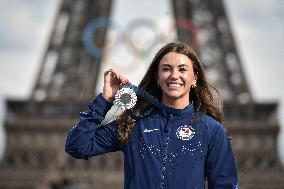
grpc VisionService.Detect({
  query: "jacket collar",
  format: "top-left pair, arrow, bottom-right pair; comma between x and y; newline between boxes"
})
157,102 -> 194,116
139,101 -> 195,118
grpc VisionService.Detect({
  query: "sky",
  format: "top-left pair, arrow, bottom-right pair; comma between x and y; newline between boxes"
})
0,0 -> 283,162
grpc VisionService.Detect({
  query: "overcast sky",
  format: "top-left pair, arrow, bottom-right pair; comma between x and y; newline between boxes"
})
0,0 -> 283,161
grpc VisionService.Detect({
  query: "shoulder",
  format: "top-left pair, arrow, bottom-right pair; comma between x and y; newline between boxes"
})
199,115 -> 227,142
200,115 -> 222,129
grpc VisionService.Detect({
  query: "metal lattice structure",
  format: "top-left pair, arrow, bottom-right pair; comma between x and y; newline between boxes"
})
0,0 -> 124,189
32,0 -> 111,102
173,0 -> 252,103
0,0 -> 283,188
172,0 -> 284,188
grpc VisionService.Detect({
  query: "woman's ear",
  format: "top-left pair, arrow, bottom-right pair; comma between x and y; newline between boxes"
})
193,73 -> 198,85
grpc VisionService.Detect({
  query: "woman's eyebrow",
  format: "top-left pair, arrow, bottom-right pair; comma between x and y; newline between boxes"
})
160,64 -> 172,67
178,64 -> 190,67
161,63 -> 189,67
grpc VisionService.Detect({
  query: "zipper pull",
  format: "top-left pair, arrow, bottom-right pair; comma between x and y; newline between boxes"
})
164,114 -> 173,133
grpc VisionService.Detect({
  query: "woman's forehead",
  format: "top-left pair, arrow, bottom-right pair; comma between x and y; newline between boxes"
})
159,52 -> 193,66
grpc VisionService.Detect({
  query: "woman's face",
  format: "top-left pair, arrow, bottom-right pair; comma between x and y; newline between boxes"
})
157,52 -> 197,104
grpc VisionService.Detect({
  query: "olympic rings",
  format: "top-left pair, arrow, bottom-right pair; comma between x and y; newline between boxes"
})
123,18 -> 160,57
82,17 -> 120,58
82,17 -> 200,59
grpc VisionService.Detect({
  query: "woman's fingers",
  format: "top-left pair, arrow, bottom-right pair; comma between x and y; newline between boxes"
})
102,69 -> 129,101
115,72 -> 129,84
104,69 -> 129,84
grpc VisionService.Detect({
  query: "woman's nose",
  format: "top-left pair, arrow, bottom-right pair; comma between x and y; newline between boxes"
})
170,69 -> 179,79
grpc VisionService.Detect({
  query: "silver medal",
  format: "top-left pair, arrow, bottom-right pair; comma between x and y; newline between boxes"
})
114,87 -> 137,109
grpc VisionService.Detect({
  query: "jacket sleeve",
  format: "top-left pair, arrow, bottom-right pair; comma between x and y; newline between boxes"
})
65,93 -> 121,159
205,121 -> 239,189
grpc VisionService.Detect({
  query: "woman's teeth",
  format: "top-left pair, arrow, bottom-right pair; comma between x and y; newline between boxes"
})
168,83 -> 182,87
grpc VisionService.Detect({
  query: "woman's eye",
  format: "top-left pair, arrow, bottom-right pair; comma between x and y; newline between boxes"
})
179,68 -> 187,72
163,68 -> 171,71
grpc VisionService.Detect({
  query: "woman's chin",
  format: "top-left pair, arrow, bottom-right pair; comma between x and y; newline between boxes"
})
163,92 -> 187,100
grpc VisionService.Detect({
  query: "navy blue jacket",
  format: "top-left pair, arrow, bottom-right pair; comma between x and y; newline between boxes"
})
65,94 -> 238,189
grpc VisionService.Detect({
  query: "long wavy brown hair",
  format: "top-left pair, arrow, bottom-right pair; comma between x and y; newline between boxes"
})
116,42 -> 224,143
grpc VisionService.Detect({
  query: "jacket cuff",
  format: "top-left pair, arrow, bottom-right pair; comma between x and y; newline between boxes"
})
88,93 -> 113,117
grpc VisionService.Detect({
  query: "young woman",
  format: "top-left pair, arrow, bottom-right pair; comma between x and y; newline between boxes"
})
65,42 -> 238,189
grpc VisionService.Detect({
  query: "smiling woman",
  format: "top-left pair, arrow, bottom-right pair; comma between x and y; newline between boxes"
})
65,42 -> 238,189
157,52 -> 197,108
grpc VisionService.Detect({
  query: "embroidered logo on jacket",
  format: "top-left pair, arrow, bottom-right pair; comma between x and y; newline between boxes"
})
144,128 -> 159,133
176,125 -> 195,140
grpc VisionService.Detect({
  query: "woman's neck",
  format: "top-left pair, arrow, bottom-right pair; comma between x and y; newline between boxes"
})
162,96 -> 190,109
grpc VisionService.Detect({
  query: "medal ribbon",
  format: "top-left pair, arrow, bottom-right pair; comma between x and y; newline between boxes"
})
116,83 -> 193,116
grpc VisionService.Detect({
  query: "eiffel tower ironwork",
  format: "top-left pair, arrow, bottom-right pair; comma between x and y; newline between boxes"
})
0,0 -> 283,188
172,0 -> 284,188
0,1 -> 124,189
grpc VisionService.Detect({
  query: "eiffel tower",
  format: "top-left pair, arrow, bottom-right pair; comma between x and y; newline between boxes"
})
172,0 -> 284,188
0,1 -> 124,189
0,0 -> 283,189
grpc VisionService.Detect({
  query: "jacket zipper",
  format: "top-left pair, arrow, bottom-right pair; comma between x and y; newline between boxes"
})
160,114 -> 174,189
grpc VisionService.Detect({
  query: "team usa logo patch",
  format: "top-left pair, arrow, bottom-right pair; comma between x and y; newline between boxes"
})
176,125 -> 195,140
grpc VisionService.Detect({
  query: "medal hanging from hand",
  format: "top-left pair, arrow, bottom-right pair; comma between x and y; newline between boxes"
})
114,86 -> 137,109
